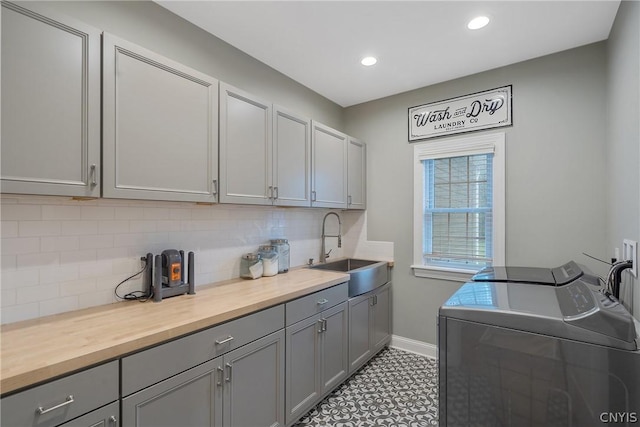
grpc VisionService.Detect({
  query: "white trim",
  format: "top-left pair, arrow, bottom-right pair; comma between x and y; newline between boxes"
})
390,335 -> 437,359
413,132 -> 506,279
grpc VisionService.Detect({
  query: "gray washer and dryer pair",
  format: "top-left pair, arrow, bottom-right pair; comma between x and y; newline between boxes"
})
438,261 -> 640,427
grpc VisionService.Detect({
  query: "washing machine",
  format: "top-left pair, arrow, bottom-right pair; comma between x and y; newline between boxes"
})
471,260 -> 585,286
438,277 -> 640,426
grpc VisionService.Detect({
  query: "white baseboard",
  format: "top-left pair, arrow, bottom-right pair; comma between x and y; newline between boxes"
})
390,335 -> 437,360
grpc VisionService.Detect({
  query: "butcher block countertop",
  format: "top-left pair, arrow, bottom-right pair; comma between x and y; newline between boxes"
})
0,268 -> 349,395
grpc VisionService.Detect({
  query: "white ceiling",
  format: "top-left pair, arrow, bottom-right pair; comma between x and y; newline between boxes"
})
156,1 -> 621,107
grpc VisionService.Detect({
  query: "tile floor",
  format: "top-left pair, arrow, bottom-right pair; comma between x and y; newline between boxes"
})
294,347 -> 439,426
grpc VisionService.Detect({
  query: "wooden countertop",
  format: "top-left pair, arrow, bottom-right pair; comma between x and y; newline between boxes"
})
0,268 -> 349,395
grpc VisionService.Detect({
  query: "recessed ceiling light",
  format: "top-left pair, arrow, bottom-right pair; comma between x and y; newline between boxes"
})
467,16 -> 490,30
361,56 -> 377,66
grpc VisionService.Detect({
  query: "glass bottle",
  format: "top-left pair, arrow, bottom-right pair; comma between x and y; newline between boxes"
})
270,239 -> 290,273
240,253 -> 263,279
258,245 -> 279,277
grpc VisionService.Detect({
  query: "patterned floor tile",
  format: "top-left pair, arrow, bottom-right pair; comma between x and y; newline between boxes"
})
294,347 -> 439,426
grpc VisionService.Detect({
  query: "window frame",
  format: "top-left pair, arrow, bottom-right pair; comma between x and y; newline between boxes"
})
412,132 -> 505,282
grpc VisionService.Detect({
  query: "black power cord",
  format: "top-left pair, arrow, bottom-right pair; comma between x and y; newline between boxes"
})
114,257 -> 153,302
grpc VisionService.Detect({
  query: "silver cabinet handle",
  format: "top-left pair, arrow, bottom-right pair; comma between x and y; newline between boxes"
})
311,190 -> 317,202
348,195 -> 352,206
37,395 -> 74,415
216,366 -> 224,386
225,363 -> 232,383
109,415 -> 118,425
322,318 -> 327,332
317,319 -> 324,333
268,186 -> 273,199
212,179 -> 218,196
317,298 -> 328,305
90,164 -> 97,187
215,335 -> 234,345
274,186 -> 279,200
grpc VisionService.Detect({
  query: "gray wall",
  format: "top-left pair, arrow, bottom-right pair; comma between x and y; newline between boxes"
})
43,1 -> 344,130
606,0 -> 640,316
344,43 -> 609,344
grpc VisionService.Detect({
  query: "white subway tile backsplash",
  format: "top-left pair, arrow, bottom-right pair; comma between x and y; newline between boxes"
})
17,253 -> 60,269
40,265 -> 79,284
61,220 -> 99,236
1,204 -> 42,221
39,296 -> 79,317
2,237 -> 41,255
19,221 -> 61,237
81,206 -> 115,220
79,235 -> 114,250
42,205 -> 82,220
1,303 -> 39,323
1,221 -> 18,238
0,195 -> 384,324
41,236 -> 80,253
2,268 -> 39,289
17,283 -> 59,304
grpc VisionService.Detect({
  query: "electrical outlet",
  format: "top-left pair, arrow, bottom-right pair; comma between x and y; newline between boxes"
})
622,239 -> 637,277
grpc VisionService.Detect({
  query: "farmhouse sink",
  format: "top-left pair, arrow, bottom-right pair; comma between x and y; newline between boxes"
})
311,258 -> 389,297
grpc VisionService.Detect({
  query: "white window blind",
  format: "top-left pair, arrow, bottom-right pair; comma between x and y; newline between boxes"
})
412,132 -> 505,280
423,154 -> 493,270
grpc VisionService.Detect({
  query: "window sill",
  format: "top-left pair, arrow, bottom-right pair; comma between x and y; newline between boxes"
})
411,265 -> 475,283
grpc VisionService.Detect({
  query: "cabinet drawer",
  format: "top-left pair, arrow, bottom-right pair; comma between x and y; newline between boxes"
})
122,304 -> 284,396
286,282 -> 348,326
0,361 -> 118,427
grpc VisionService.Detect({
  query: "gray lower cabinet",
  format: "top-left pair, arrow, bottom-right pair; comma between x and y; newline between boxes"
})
1,1 -> 101,197
122,330 -> 285,427
223,330 -> 285,427
60,402 -> 119,427
102,33 -> 219,202
348,282 -> 392,374
122,357 -> 222,427
285,302 -> 348,425
0,361 -> 119,427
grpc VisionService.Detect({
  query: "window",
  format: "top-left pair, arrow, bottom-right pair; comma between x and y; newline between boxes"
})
413,133 -> 505,281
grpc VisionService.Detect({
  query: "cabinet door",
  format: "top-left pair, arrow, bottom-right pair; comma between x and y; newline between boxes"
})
348,293 -> 373,373
122,357 -> 223,427
272,106 -> 311,207
347,137 -> 366,210
319,302 -> 349,394
372,284 -> 392,351
1,2 -> 100,197
102,33 -> 218,202
61,402 -> 119,427
222,330 -> 285,427
311,121 -> 348,208
285,314 -> 321,425
219,83 -> 272,205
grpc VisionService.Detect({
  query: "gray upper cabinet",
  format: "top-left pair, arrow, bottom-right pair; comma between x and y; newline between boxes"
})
272,106 -> 312,207
1,2 -> 101,197
347,137 -> 366,210
311,122 -> 348,209
219,83 -> 272,205
102,33 -> 219,202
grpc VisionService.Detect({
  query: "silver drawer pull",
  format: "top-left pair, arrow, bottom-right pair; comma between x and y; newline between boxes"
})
317,298 -> 328,305
215,335 -> 234,345
37,395 -> 74,415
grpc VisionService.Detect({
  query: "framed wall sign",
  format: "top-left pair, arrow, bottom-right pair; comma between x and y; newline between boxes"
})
408,85 -> 512,142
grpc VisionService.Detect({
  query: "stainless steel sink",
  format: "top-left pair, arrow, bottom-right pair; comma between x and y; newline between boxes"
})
311,258 -> 389,297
